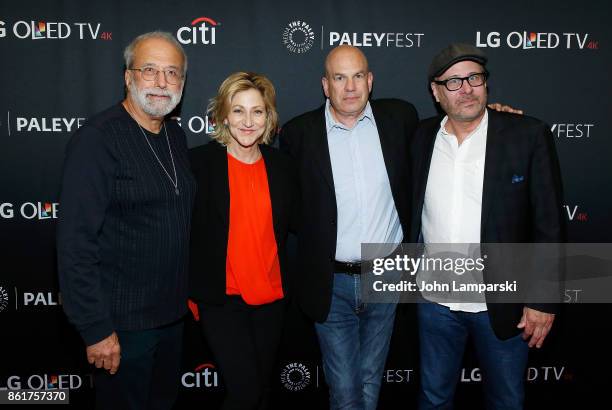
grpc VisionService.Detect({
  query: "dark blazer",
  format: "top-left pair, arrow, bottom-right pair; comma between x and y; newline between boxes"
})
409,108 -> 566,339
188,141 -> 299,304
279,99 -> 419,323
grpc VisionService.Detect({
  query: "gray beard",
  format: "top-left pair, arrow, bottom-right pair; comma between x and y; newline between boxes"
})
129,82 -> 183,117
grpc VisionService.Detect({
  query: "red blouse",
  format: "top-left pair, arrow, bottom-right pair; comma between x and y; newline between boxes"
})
225,153 -> 284,305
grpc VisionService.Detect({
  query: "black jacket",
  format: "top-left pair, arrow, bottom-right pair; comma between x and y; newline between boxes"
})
409,109 -> 566,339
279,99 -> 419,322
188,141 -> 299,304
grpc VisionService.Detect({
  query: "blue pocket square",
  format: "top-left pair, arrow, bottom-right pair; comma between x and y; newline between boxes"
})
511,174 -> 524,184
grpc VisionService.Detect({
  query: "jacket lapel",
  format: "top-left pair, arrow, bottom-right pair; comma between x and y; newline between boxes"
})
261,146 -> 282,239
310,106 -> 336,193
480,109 -> 505,238
414,118 -> 441,238
371,103 -> 397,189
211,144 -> 230,228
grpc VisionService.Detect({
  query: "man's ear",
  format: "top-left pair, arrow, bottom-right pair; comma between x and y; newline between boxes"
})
322,76 -> 330,98
125,70 -> 132,89
431,82 -> 440,103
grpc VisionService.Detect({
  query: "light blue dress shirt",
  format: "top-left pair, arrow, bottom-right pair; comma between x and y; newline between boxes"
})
325,99 -> 403,262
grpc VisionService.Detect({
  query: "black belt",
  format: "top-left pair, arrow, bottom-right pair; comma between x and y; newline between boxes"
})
334,260 -> 363,275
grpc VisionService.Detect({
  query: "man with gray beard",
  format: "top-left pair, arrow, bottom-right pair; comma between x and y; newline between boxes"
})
57,31 -> 195,409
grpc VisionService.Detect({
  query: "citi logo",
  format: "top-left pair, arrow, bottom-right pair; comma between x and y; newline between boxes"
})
177,17 -> 219,45
476,31 -> 597,50
181,363 -> 219,388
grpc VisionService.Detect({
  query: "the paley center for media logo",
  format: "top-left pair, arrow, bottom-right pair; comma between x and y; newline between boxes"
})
177,17 -> 219,45
476,31 -> 598,50
0,19 -> 112,40
0,286 -> 9,312
282,20 -> 315,54
280,362 -> 312,391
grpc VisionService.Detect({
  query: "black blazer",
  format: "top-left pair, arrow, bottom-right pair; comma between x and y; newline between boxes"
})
409,109 -> 566,339
188,141 -> 299,304
279,99 -> 419,322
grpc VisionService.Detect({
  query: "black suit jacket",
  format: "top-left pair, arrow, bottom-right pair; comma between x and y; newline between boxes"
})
409,108 -> 566,339
188,141 -> 299,304
279,99 -> 419,322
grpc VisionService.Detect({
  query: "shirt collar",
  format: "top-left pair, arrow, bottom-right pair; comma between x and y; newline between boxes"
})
439,109 -> 488,141
325,99 -> 374,133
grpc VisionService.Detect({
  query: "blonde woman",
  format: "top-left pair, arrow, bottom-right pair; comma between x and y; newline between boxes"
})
189,72 -> 298,409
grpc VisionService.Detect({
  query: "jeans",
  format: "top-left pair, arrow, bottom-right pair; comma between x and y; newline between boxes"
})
315,273 -> 397,410
417,302 -> 529,410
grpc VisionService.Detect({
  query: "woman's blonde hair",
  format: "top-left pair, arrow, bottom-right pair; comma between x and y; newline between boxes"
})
207,72 -> 278,145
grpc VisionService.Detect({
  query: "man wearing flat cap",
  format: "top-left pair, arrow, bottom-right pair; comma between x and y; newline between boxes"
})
409,43 -> 565,409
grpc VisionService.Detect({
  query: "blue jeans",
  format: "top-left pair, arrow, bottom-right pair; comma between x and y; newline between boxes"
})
417,302 -> 529,410
315,273 -> 397,410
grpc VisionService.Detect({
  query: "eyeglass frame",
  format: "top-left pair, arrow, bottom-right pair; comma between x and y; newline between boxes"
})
432,71 -> 489,92
127,66 -> 185,85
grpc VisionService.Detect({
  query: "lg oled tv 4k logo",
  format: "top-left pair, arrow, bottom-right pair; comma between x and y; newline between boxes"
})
0,202 -> 59,220
0,20 -> 111,40
0,373 -> 93,390
476,31 -> 598,50
564,205 -> 588,222
177,17 -> 219,45
459,366 -> 570,383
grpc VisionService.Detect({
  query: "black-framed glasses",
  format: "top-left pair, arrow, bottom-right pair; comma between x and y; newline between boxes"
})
128,66 -> 184,85
433,72 -> 488,91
